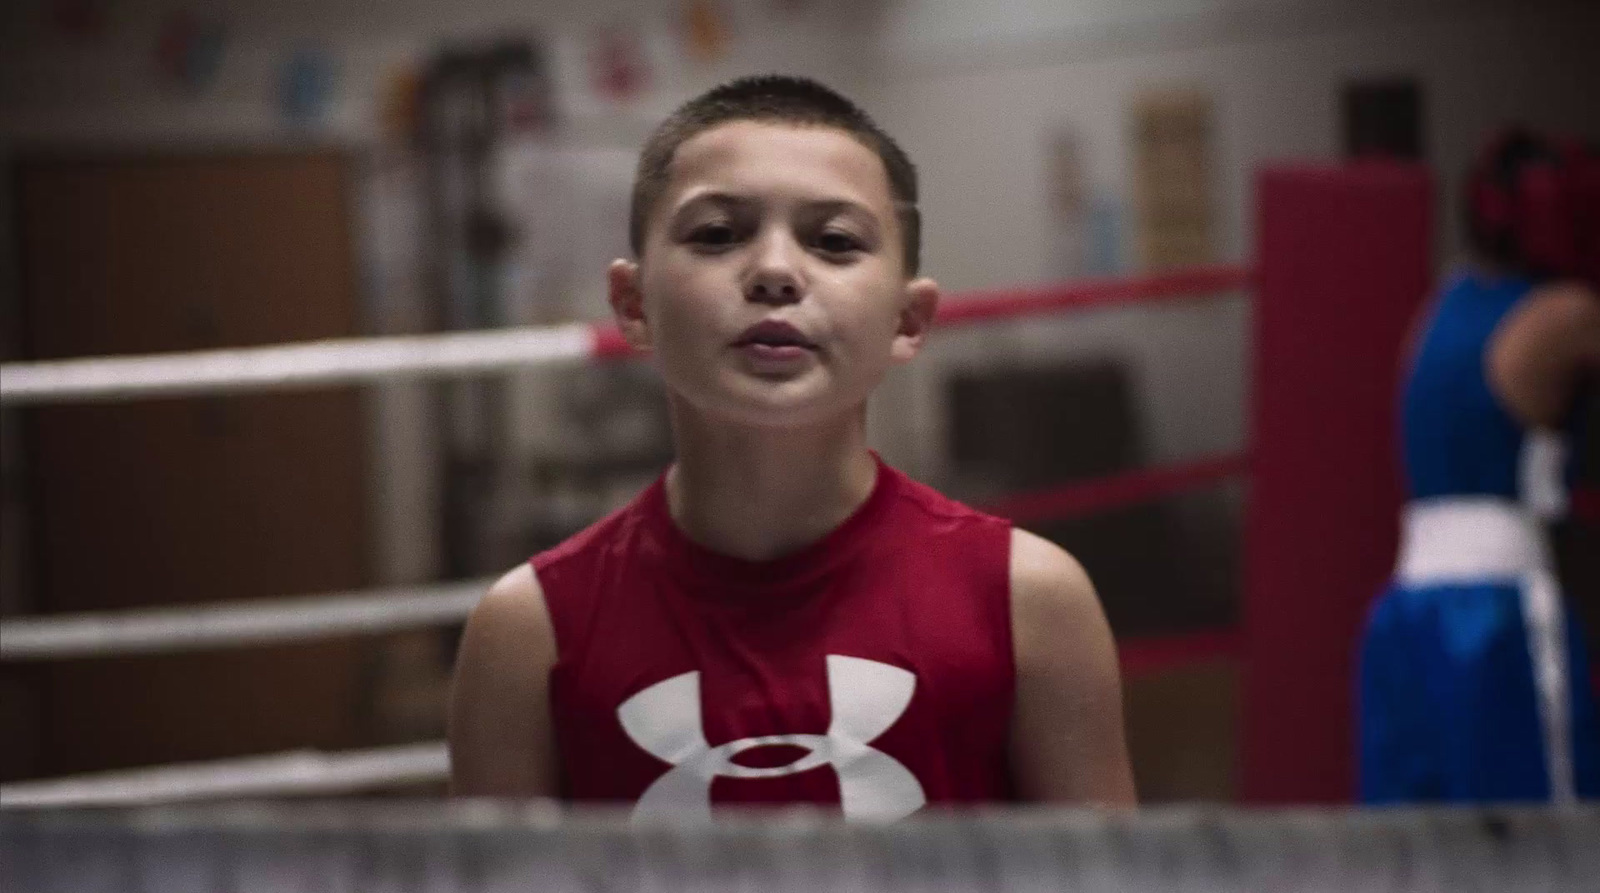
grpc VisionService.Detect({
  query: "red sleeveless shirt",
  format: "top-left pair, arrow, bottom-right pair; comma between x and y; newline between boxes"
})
535,457 -> 1016,819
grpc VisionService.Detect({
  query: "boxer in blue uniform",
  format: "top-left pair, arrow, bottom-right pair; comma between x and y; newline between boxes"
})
1360,129 -> 1600,803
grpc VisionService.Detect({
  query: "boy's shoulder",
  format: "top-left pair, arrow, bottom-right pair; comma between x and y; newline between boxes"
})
890,468 -> 1101,606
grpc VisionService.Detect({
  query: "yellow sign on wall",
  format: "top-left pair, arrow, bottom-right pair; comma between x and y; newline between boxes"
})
1131,90 -> 1215,270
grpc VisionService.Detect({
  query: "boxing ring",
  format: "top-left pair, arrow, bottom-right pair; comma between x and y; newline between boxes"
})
2,163 -> 1596,887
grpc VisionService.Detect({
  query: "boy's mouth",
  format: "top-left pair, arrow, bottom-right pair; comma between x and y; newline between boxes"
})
733,320 -> 818,351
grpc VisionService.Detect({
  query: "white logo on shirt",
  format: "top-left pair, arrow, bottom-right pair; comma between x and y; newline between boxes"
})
617,654 -> 925,821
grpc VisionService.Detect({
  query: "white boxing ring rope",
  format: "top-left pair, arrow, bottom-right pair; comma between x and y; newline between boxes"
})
0,577 -> 473,806
0,745 -> 449,809
0,582 -> 476,805
0,323 -> 598,405
0,579 -> 489,661
0,321 -> 627,804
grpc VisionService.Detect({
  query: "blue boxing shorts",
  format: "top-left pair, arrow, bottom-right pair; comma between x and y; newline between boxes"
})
1358,499 -> 1600,803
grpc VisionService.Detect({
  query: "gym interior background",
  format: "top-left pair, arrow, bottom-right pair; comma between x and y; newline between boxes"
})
1,0 -> 1596,804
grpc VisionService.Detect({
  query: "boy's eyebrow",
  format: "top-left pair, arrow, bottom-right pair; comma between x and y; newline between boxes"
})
671,191 -> 883,223
670,192 -> 756,216
800,199 -> 883,226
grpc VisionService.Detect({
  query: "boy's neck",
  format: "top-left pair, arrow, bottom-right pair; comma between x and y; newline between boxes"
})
663,400 -> 879,563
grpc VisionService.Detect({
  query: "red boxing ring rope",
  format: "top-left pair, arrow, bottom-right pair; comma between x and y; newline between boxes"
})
979,453 -> 1250,526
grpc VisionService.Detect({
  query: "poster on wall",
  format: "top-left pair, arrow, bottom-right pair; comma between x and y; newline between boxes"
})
1130,89 -> 1215,270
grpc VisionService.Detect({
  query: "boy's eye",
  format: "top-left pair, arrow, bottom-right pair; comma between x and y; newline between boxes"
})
689,223 -> 737,246
816,231 -> 863,255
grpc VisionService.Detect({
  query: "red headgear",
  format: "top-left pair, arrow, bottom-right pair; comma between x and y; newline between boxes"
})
1467,130 -> 1600,287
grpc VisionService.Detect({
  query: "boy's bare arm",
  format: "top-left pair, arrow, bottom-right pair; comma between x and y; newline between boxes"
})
1008,529 -> 1137,805
447,564 -> 561,797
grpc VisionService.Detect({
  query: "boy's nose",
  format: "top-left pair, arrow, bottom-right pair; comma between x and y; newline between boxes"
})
747,274 -> 800,305
745,235 -> 804,305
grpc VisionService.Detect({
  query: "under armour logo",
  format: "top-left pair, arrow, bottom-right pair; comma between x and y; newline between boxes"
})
617,655 -> 925,821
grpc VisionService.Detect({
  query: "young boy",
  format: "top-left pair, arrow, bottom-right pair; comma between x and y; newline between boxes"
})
448,75 -> 1135,817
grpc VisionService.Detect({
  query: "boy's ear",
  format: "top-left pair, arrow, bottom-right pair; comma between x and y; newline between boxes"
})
891,277 -> 940,362
607,258 -> 653,352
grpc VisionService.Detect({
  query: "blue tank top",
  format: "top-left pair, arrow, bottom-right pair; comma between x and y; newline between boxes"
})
1400,270 -> 1583,502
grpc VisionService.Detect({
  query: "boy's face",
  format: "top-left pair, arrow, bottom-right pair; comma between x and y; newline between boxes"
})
609,121 -> 939,429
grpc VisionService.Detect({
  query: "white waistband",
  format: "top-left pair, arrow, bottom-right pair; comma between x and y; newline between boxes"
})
1393,496 -> 1574,804
1394,497 -> 1550,586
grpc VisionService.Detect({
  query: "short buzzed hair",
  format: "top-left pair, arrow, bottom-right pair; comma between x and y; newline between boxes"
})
629,75 -> 922,275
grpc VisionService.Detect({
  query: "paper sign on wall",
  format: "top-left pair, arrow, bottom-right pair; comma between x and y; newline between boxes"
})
1131,90 -> 1215,270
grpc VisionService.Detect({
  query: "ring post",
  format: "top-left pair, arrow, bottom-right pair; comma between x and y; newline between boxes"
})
1241,163 -> 1434,802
